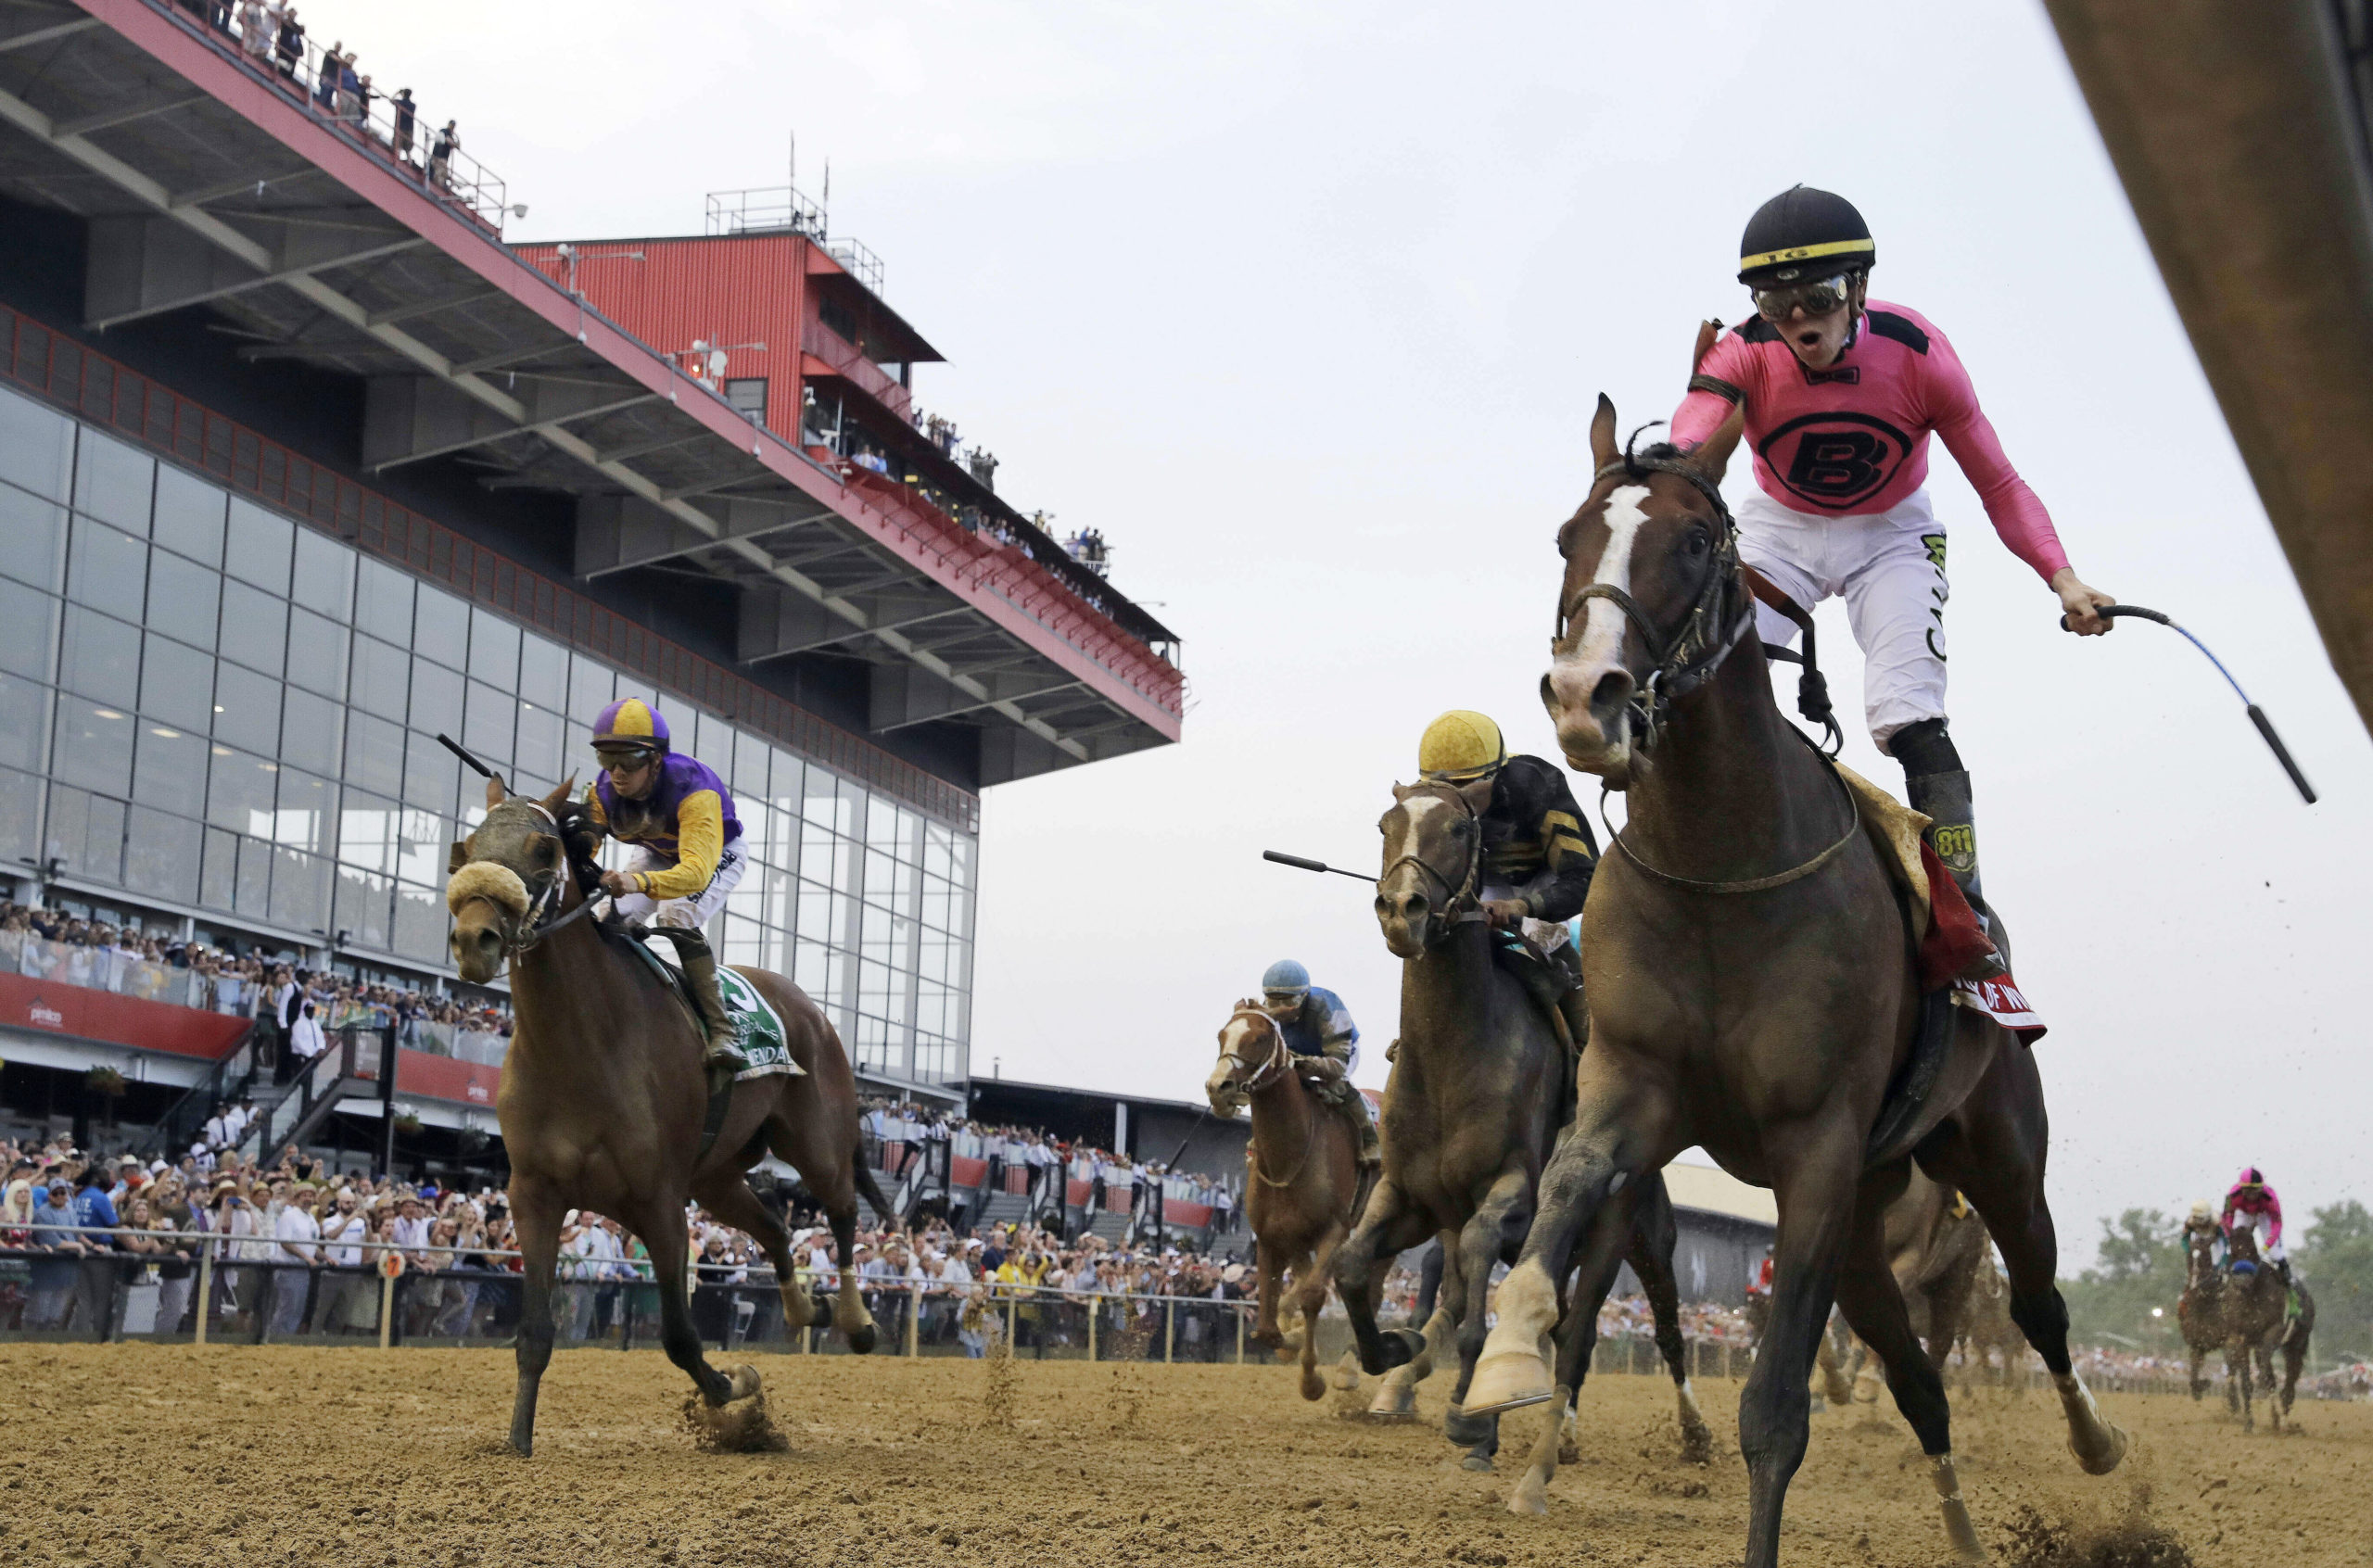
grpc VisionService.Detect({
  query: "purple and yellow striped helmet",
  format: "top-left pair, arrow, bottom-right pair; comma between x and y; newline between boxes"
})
591,696 -> 670,756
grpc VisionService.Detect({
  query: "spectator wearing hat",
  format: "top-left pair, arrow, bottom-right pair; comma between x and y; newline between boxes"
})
25,1178 -> 82,1329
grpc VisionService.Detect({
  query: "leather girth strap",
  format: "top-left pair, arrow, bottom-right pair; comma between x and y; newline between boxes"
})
618,921 -> 738,1169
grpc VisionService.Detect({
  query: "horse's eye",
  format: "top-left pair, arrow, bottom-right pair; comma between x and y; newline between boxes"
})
1682,528 -> 1711,557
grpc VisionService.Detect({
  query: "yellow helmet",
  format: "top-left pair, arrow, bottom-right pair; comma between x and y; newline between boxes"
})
1418,711 -> 1505,781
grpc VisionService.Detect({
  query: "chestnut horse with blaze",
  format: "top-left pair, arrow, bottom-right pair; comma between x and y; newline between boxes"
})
445,775 -> 885,1456
1206,1002 -> 1369,1402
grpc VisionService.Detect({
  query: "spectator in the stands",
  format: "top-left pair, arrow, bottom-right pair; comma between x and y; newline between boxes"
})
271,1184 -> 321,1333
429,120 -> 458,190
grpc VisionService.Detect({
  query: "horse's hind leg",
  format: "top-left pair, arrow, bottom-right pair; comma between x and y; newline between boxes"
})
1443,1165 -> 1535,1455
1832,1170 -> 1982,1562
1630,1172 -> 1712,1461
1332,1177 -> 1432,1375
505,1179 -> 565,1457
1917,1040 -> 2126,1475
693,1161 -> 812,1334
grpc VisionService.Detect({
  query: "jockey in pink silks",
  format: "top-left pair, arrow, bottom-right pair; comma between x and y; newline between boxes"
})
1670,186 -> 2119,981
2220,1168 -> 2289,1280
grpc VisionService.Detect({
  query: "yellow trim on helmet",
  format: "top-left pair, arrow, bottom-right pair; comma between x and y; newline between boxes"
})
1739,237 -> 1875,272
602,699 -> 659,740
1418,710 -> 1505,781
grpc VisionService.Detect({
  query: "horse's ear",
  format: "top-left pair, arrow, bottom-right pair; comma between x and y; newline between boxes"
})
1691,317 -> 1723,373
483,772 -> 509,810
1456,777 -> 1495,815
1688,403 -> 1746,485
1589,394 -> 1620,474
447,840 -> 469,875
1390,781 -> 1412,801
541,775 -> 577,816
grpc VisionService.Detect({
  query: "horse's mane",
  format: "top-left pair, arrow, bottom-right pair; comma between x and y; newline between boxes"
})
545,793 -> 609,903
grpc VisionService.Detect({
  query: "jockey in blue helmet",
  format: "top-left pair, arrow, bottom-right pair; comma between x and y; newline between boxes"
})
582,697 -> 781,1072
1260,959 -> 1377,1169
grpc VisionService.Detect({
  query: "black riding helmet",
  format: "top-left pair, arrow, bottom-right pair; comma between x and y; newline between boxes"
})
1737,185 -> 1874,285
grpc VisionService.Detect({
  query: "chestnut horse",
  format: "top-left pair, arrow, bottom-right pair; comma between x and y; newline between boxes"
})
445,776 -> 884,1456
1205,1002 -> 1370,1403
1459,399 -> 2125,1567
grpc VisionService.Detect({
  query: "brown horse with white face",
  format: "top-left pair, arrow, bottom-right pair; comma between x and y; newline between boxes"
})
445,774 -> 883,1455
1457,398 -> 2125,1567
1206,1002 -> 1365,1402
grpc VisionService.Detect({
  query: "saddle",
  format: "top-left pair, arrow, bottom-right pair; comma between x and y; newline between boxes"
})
1491,928 -> 1581,1055
609,921 -> 798,1166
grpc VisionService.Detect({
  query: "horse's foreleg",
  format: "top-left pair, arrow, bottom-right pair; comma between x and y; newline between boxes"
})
639,1199 -> 737,1408
1332,1178 -> 1428,1375
1444,1166 -> 1534,1452
826,1195 -> 877,1355
505,1180 -> 564,1457
1371,1233 -> 1459,1419
1921,1045 -> 2125,1475
2232,1338 -> 2256,1432
1465,1086 -> 1664,1415
1833,1175 -> 1980,1562
1628,1174 -> 1712,1461
1302,1220 -> 1353,1401
1736,1136 -> 1860,1568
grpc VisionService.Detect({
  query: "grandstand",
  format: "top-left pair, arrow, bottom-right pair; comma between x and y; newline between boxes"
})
0,0 -> 1183,1177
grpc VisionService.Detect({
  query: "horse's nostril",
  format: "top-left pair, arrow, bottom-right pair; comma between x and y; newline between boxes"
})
1401,894 -> 1429,921
1591,669 -> 1634,714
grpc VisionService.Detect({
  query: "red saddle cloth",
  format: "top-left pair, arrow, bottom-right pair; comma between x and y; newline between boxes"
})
1919,842 -> 2046,1043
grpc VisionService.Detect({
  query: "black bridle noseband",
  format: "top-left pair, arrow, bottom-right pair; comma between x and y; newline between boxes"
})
1380,782 -> 1491,939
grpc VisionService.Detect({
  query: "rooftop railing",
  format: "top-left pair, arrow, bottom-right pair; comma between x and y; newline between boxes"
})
145,0 -> 514,234
704,183 -> 887,296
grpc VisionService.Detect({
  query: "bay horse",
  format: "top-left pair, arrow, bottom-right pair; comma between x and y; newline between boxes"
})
2220,1229 -> 2312,1432
1330,776 -> 1706,1486
445,775 -> 885,1456
1205,1002 -> 1369,1402
2178,1221 -> 2228,1402
1459,398 -> 2125,1567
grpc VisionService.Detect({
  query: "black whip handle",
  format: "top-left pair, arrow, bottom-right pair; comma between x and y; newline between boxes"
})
2248,705 -> 2318,804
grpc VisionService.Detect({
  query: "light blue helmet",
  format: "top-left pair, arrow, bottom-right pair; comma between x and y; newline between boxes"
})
1261,959 -> 1310,1000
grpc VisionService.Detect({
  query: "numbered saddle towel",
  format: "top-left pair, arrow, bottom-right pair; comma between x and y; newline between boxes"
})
713,966 -> 799,1081
1832,763 -> 2046,1044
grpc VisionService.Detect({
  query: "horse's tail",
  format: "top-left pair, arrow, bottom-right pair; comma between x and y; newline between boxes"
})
852,1145 -> 895,1221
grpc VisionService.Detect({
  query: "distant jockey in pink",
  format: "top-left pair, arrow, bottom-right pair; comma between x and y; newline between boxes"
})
2220,1167 -> 2287,1271
1671,300 -> 2072,584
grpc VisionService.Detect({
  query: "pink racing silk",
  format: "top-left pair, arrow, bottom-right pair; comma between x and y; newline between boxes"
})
1671,300 -> 2072,582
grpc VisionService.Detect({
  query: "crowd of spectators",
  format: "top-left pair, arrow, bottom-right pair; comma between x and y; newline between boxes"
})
857,1096 -> 1238,1230
0,900 -> 514,1075
170,0 -> 472,201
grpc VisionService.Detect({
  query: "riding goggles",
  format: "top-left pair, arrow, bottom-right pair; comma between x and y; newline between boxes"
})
1751,273 -> 1855,322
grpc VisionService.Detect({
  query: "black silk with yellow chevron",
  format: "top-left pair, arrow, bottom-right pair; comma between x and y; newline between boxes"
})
1479,754 -> 1598,921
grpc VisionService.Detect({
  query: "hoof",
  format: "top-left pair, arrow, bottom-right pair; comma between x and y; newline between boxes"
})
847,1322 -> 878,1356
1300,1370 -> 1326,1402
1376,1327 -> 1421,1371
724,1363 -> 762,1403
1463,1347 -> 1555,1416
1506,1472 -> 1549,1515
1461,1453 -> 1496,1473
2069,1421 -> 2127,1476
1368,1380 -> 1419,1420
1331,1352 -> 1363,1394
1443,1402 -> 1496,1448
507,1433 -> 532,1459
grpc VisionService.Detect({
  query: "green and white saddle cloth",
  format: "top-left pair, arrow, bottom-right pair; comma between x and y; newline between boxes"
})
714,966 -> 799,1081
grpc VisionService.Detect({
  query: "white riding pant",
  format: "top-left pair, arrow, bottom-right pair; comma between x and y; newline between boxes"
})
1736,485 -> 1949,755
610,832 -> 747,930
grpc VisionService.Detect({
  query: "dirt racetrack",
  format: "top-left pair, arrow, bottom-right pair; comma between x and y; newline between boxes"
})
0,1343 -> 2366,1567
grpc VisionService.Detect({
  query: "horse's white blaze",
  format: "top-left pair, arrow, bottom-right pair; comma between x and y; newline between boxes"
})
1572,484 -> 1650,672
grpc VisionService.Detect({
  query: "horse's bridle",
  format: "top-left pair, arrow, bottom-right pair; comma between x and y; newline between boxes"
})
1555,453 -> 1758,753
455,799 -> 602,957
1380,781 -> 1491,940
1216,1006 -> 1323,1188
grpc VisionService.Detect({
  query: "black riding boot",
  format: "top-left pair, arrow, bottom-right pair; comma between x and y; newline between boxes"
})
670,928 -> 752,1071
1894,719 -> 2008,982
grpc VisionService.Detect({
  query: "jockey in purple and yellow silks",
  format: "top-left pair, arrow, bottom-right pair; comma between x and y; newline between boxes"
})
582,696 -> 776,1072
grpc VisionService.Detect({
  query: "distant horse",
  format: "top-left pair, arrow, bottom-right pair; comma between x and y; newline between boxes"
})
446,775 -> 885,1456
2179,1221 -> 2227,1402
1841,1169 -> 1990,1403
1463,399 -> 2124,1568
1331,774 -> 1705,1497
2221,1230 -> 2310,1432
1206,1003 -> 1369,1403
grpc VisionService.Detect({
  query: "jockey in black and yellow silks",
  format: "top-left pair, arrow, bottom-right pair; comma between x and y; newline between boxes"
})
1417,710 -> 1597,1046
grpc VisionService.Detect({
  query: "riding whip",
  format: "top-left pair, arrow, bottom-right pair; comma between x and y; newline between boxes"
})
1262,850 -> 1377,884
2062,605 -> 2316,803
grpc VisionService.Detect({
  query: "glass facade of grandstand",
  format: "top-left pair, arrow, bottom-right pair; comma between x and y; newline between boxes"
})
0,384 -> 974,1085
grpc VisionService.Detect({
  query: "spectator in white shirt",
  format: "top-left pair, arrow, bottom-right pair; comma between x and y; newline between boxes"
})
269,1187 -> 322,1334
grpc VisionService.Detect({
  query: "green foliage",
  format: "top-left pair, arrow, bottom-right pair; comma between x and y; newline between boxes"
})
2298,1200 -> 2373,1361
2059,1208 -> 2187,1356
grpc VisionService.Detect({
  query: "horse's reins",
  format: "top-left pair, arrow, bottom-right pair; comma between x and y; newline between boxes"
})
1560,439 -> 1855,894
1219,1006 -> 1323,1189
455,798 -> 603,956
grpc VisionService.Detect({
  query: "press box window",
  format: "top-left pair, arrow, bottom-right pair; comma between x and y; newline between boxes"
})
725,378 -> 768,424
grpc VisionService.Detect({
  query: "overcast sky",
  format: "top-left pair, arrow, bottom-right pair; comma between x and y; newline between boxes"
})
305,0 -> 2371,1266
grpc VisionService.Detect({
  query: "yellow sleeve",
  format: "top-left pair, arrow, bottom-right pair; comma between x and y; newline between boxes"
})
634,790 -> 722,900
